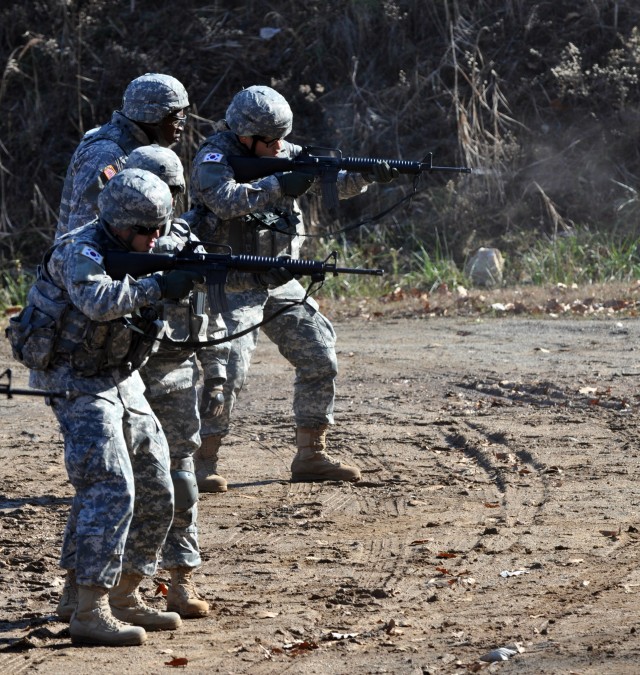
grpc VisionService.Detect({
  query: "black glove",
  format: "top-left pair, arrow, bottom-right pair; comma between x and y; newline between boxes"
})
200,378 -> 225,417
276,171 -> 314,197
154,270 -> 203,300
363,161 -> 400,184
254,266 -> 295,289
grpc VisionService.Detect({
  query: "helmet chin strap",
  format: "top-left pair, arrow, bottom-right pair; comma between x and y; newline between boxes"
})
105,221 -> 136,250
247,135 -> 260,155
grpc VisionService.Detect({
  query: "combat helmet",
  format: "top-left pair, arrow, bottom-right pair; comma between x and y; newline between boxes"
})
122,73 -> 189,124
225,85 -> 293,139
125,145 -> 185,193
98,168 -> 173,230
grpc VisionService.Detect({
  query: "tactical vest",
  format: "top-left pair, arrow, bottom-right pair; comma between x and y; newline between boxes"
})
7,248 -> 161,376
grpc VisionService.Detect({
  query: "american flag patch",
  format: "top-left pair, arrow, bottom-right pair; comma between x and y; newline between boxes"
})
203,152 -> 223,163
81,246 -> 103,266
102,164 -> 117,180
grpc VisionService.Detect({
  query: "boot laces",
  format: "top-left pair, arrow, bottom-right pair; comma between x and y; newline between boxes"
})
129,589 -> 161,616
316,450 -> 341,467
61,580 -> 78,605
175,571 -> 203,600
95,594 -> 129,632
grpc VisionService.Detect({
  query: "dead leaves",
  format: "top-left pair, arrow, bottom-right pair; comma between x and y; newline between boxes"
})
165,657 -> 188,667
377,282 -> 640,319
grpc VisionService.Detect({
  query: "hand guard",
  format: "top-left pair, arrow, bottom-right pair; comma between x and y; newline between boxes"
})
200,378 -> 225,417
363,160 -> 400,184
276,171 -> 314,197
254,266 -> 295,290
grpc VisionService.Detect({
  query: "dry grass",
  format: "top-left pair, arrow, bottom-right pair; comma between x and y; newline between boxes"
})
2,1 -> 640,277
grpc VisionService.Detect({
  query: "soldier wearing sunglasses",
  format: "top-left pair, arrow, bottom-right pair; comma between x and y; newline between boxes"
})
184,85 -> 398,491
56,72 -> 190,240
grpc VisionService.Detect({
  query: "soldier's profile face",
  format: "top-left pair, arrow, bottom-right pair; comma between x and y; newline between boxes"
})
155,109 -> 188,147
117,226 -> 161,252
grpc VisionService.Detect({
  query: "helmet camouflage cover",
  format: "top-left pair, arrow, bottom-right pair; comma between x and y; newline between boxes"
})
122,73 -> 189,123
98,168 -> 173,230
225,85 -> 293,138
125,145 -> 185,192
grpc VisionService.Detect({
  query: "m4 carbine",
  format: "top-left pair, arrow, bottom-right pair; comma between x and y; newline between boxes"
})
104,249 -> 383,314
228,146 -> 472,216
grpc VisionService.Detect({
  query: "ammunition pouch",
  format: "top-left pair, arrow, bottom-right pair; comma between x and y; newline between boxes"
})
6,277 -> 71,371
121,307 -> 165,371
238,208 -> 299,257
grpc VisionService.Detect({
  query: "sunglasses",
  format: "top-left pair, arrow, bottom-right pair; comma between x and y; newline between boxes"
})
132,224 -> 162,236
166,112 -> 188,130
253,135 -> 282,148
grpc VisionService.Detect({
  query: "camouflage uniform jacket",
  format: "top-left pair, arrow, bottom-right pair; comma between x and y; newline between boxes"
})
57,111 -> 151,239
29,219 -> 162,393
185,130 -> 369,288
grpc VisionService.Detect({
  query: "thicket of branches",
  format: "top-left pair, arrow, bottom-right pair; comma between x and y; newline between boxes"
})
2,0 -> 640,276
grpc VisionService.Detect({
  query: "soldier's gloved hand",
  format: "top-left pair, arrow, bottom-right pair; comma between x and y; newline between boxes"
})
200,378 -> 225,417
363,161 -> 400,184
254,266 -> 295,290
154,270 -> 204,300
276,171 -> 314,197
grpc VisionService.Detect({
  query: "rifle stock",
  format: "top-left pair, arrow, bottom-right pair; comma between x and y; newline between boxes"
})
104,249 -> 383,313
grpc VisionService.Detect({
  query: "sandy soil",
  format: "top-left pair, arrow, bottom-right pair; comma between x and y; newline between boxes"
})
2,298 -> 640,674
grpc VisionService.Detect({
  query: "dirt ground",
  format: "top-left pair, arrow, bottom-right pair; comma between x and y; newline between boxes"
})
2,286 -> 640,674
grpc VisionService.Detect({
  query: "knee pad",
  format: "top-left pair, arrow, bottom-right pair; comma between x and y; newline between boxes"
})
171,461 -> 198,512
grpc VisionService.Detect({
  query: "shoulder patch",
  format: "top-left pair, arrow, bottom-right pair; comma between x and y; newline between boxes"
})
81,246 -> 104,266
203,152 -> 224,163
101,164 -> 118,181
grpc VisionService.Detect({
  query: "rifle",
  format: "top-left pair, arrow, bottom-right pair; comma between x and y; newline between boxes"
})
227,146 -> 472,216
104,249 -> 383,313
0,368 -> 68,399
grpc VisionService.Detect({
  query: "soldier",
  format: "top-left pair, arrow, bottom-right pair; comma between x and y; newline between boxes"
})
126,145 -> 228,617
184,85 -> 398,490
56,72 -> 189,239
19,169 -> 202,646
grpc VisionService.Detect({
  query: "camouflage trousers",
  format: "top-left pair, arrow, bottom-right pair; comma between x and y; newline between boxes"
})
141,351 -> 202,569
51,369 -> 173,588
200,279 -> 338,437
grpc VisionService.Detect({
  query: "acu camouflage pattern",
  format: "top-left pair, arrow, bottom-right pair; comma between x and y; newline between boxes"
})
125,144 -> 186,191
224,85 -> 293,138
121,73 -> 189,124
139,219 -> 228,569
29,220 -> 161,379
186,127 -> 366,437
97,167 -> 173,231
186,129 -> 369,264
56,111 -> 152,239
28,220 -> 172,588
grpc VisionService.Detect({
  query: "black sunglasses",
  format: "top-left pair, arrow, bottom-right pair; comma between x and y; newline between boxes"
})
253,135 -> 281,148
132,224 -> 162,235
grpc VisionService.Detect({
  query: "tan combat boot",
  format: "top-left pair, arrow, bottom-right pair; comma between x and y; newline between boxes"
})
70,584 -> 147,646
194,435 -> 228,493
291,425 -> 361,482
57,568 -> 78,621
109,573 -> 182,631
166,567 -> 210,618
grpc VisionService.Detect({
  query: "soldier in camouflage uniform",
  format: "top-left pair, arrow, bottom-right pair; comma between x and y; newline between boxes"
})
184,85 -> 398,489
22,169 -> 202,646
56,72 -> 189,239
126,145 -> 228,618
